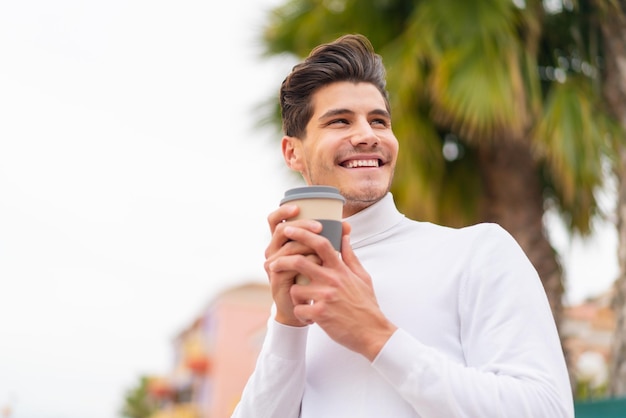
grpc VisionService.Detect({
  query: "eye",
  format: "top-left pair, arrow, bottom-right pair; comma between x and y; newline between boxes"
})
371,118 -> 389,127
328,118 -> 349,126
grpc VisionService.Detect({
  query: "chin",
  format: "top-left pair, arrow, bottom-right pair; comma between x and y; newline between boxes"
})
343,187 -> 388,204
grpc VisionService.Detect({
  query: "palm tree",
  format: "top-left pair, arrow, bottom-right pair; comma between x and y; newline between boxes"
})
596,0 -> 626,397
261,0 -> 616,327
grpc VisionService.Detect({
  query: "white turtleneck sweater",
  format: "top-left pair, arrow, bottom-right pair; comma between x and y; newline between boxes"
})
232,193 -> 574,418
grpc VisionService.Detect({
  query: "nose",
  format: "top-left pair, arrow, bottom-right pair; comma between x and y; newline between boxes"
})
349,119 -> 379,147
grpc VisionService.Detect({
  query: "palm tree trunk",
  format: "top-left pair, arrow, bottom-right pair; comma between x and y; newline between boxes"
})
476,135 -> 577,390
611,149 -> 626,396
598,0 -> 626,397
477,139 -> 563,326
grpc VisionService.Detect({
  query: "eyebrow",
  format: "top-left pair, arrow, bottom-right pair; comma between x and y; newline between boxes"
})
318,108 -> 391,121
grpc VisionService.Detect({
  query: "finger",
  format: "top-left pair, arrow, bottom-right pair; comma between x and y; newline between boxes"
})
267,204 -> 299,234
266,268 -> 297,290
340,232 -> 372,286
305,253 -> 322,265
267,239 -> 317,263
292,302 -> 314,325
342,221 -> 352,236
264,220 -> 323,260
294,254 -> 322,285
265,205 -> 299,260
282,225 -> 337,264
268,252 -> 319,276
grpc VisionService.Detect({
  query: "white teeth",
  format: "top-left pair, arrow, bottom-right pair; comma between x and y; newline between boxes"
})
345,159 -> 379,168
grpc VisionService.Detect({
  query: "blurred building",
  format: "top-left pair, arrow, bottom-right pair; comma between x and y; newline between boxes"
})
561,287 -> 616,397
149,282 -> 272,418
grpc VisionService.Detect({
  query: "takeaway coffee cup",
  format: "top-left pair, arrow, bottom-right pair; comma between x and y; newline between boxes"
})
280,186 -> 346,285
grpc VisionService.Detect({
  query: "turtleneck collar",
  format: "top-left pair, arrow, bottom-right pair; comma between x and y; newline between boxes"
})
344,193 -> 405,248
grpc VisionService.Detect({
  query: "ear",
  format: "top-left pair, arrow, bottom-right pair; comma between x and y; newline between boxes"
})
281,136 -> 305,172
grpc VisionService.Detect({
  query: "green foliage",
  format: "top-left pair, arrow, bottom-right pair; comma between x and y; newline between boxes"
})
532,75 -> 616,232
576,379 -> 609,401
120,376 -> 158,418
259,0 -> 620,233
263,0 -> 413,56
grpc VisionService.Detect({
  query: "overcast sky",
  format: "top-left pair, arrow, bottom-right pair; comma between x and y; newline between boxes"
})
0,1 -> 618,417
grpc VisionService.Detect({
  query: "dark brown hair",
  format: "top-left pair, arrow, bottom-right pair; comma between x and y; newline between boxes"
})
279,34 -> 390,138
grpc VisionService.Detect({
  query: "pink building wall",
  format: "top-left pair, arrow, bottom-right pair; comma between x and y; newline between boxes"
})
202,283 -> 272,417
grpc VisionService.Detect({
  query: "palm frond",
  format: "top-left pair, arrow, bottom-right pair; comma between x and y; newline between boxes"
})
532,76 -> 613,233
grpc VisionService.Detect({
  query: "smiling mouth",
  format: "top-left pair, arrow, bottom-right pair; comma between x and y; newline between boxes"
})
341,159 -> 382,168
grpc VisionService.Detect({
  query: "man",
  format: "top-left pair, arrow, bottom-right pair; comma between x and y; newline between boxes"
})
232,34 -> 574,417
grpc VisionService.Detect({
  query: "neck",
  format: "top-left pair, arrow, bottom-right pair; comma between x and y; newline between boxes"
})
342,198 -> 380,218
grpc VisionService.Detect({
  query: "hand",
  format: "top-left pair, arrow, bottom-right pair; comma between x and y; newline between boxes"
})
264,204 -> 323,327
269,221 -> 398,361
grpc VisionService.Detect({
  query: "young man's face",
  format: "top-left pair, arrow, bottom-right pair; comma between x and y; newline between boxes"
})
282,81 -> 399,217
